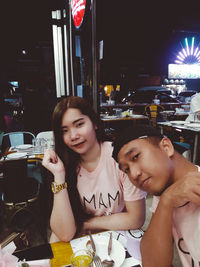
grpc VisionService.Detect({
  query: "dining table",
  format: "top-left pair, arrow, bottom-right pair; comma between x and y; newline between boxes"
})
12,229 -> 143,266
0,144 -> 44,162
101,114 -> 148,123
2,229 -> 143,266
156,120 -> 200,164
100,114 -> 149,141
49,230 -> 143,266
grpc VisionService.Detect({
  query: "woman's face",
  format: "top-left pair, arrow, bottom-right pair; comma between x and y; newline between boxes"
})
61,108 -> 98,155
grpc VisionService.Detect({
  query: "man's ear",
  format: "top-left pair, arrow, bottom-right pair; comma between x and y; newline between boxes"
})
159,137 -> 174,157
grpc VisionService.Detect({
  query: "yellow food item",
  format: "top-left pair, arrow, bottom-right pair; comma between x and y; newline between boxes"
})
72,254 -> 92,267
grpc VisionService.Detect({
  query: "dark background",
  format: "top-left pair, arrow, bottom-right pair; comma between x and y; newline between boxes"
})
0,0 -> 200,80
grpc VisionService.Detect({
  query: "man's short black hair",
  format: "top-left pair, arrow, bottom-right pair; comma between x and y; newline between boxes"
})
112,124 -> 188,162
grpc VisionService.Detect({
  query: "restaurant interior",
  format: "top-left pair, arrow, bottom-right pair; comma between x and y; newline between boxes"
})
0,0 -> 200,266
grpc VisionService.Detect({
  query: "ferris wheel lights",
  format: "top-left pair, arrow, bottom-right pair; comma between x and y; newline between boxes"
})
196,50 -> 200,58
182,48 -> 187,57
178,52 -> 185,59
191,37 -> 195,55
194,47 -> 199,56
175,37 -> 200,64
179,51 -> 185,58
177,55 -> 183,61
175,60 -> 183,64
185,38 -> 190,56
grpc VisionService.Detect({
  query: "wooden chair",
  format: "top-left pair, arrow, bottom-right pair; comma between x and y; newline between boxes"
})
145,104 -> 164,126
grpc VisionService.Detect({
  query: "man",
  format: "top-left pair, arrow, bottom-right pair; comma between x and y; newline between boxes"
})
112,124 -> 200,267
185,92 -> 200,122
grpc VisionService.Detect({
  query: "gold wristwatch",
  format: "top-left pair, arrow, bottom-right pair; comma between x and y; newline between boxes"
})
51,181 -> 67,194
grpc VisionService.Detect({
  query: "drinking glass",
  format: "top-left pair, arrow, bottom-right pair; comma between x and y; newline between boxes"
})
71,249 -> 93,267
32,138 -> 47,154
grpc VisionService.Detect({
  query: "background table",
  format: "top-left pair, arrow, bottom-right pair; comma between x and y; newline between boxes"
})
157,121 -> 200,164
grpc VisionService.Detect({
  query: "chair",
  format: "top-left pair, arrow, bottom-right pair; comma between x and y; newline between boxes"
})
1,131 -> 43,183
145,104 -> 164,126
0,158 -> 48,245
1,131 -> 35,154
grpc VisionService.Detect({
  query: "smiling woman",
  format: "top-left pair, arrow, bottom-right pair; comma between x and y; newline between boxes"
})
42,96 -> 146,243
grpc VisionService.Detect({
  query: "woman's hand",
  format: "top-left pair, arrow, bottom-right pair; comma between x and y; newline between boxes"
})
42,148 -> 66,181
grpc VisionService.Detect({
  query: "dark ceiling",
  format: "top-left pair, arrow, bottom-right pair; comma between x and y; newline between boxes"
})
97,1 -> 200,76
0,0 -> 200,77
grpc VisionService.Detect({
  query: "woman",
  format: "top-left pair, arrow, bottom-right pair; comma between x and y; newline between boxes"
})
42,96 -> 146,242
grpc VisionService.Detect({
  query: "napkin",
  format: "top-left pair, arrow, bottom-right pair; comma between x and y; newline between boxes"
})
0,242 -> 19,267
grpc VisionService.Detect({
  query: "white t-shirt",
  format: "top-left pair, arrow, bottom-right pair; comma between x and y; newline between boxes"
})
151,166 -> 200,267
186,93 -> 200,122
77,141 -> 146,216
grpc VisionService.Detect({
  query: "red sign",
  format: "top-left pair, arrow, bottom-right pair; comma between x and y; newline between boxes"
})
71,0 -> 86,28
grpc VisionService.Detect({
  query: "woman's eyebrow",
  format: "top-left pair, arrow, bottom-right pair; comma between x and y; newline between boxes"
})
72,117 -> 84,124
61,118 -> 84,128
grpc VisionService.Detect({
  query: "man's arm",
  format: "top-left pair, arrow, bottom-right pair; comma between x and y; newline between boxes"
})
141,196 -> 174,267
141,170 -> 200,267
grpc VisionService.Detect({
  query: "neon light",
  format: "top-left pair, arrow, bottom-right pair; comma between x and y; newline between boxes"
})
182,48 -> 187,57
175,37 -> 200,64
185,38 -> 190,56
191,37 -> 195,55
194,47 -> 199,56
178,52 -> 185,60
175,60 -> 183,64
196,50 -> 200,57
179,51 -> 185,59
177,55 -> 183,61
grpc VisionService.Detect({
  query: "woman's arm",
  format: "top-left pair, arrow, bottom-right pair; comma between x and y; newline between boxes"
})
82,198 -> 145,231
50,180 -> 76,241
42,149 -> 76,242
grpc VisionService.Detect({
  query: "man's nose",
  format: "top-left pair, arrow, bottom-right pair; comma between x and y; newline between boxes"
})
129,165 -> 142,181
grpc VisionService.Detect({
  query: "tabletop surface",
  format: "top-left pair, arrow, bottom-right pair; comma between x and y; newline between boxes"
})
0,145 -> 44,162
50,230 -> 143,267
157,121 -> 200,133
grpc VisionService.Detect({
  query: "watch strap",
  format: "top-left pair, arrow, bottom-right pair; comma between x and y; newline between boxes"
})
51,181 -> 67,194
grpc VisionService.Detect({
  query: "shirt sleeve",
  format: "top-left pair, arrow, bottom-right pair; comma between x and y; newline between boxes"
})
150,196 -> 160,213
191,94 -> 200,113
122,173 -> 147,201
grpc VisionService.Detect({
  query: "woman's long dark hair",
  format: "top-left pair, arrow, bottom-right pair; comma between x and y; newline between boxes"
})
52,96 -> 105,233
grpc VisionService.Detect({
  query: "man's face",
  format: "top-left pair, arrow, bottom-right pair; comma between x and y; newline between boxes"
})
117,138 -> 174,195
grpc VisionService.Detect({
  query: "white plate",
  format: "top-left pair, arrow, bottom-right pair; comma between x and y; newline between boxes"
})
103,115 -> 117,119
75,235 -> 125,267
185,123 -> 200,128
170,120 -> 185,125
130,114 -> 146,118
16,144 -> 33,150
7,152 -> 27,159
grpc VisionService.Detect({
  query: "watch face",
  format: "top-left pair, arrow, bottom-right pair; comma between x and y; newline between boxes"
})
51,182 -> 57,193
